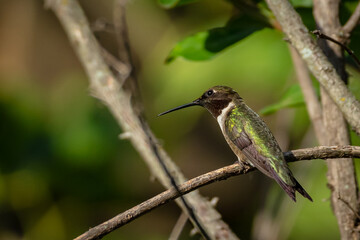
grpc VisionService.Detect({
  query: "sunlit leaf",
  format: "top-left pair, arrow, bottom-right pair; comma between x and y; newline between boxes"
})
166,14 -> 269,62
158,0 -> 199,9
166,32 -> 214,63
260,84 -> 305,115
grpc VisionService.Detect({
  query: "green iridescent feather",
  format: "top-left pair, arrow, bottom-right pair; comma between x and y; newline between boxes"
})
226,103 -> 294,186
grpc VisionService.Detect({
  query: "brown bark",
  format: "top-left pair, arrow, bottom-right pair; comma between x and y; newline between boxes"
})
342,2 -> 360,37
265,0 -> 360,136
75,145 -> 360,240
265,0 -> 360,238
313,1 -> 359,239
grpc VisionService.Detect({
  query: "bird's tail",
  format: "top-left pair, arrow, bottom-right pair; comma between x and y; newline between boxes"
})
293,178 -> 313,202
277,177 -> 312,202
270,168 -> 312,202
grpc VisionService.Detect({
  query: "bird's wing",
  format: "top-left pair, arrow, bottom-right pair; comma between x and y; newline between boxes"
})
230,125 -> 274,178
225,107 -> 292,183
224,105 -> 313,202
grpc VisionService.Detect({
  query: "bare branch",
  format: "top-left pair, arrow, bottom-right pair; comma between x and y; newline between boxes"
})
313,1 -> 360,239
74,163 -> 248,240
74,145 -> 360,240
311,30 -> 360,67
283,145 -> 360,161
169,212 -> 188,240
338,195 -> 360,220
342,2 -> 360,36
265,0 -> 360,136
111,2 -> 210,238
113,0 -> 132,68
267,1 -> 360,235
46,0 -> 238,239
100,46 -> 131,81
91,18 -> 114,33
289,46 -> 325,141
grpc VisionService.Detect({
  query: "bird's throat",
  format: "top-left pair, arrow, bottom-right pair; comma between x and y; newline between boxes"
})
216,101 -> 235,132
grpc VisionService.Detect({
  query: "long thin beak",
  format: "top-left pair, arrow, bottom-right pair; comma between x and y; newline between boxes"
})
158,100 -> 201,116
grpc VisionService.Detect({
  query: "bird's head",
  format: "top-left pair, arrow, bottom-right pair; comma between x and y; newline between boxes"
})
158,86 -> 241,118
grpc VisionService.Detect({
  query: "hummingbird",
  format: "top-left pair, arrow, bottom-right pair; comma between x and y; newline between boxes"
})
158,86 -> 312,202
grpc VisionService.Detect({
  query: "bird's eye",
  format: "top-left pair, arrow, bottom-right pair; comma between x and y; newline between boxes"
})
206,90 -> 214,96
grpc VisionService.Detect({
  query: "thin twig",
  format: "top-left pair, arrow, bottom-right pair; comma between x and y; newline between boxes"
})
113,0 -> 132,69
74,145 -> 360,240
169,212 -> 189,240
100,46 -> 131,81
289,46 -> 325,142
342,2 -> 360,36
311,30 -> 360,67
148,139 -> 211,240
112,0 -> 143,116
283,145 -> 360,161
338,195 -> 360,220
74,163 -> 250,240
91,18 -> 114,33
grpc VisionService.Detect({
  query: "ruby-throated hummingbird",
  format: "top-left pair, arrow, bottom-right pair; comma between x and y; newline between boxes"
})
159,86 -> 312,202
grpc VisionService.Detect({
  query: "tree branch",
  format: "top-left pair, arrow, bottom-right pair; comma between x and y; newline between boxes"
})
74,145 -> 360,240
289,46 -> 325,141
45,0 -> 238,239
169,212 -> 189,240
313,1 -> 360,239
265,0 -> 360,136
311,30 -> 360,67
342,1 -> 360,36
283,145 -> 360,161
111,2 -> 211,238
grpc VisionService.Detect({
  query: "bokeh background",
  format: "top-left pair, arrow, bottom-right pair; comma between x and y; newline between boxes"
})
1,0 -> 360,239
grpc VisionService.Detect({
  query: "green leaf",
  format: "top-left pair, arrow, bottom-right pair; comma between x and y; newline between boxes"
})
205,15 -> 268,52
166,14 -> 268,62
260,84 -> 305,115
158,0 -> 198,9
166,32 -> 215,63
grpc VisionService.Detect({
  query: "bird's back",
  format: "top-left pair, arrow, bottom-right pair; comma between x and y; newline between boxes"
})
224,101 -> 312,201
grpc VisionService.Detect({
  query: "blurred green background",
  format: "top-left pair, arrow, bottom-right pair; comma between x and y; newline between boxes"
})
0,0 -> 359,239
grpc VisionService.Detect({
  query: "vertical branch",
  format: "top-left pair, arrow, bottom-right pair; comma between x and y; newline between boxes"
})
265,0 -> 360,136
289,47 -> 325,142
313,1 -> 359,239
112,0 -> 143,115
169,212 -> 189,240
45,0 -> 239,239
113,0 -> 133,66
265,0 -> 360,238
111,1 -> 211,239
342,2 -> 360,37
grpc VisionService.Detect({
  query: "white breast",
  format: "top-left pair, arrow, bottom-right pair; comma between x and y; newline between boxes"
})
217,102 -> 235,132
